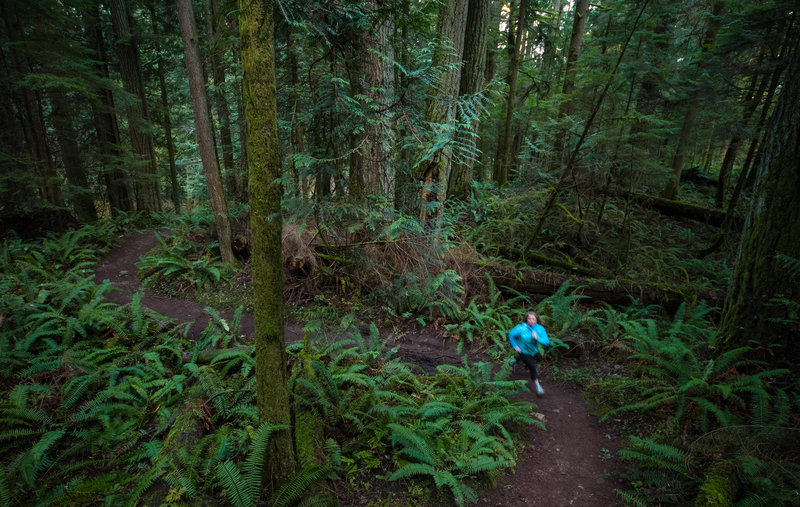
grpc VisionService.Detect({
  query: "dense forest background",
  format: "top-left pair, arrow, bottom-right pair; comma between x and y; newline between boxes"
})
1,0 -> 798,505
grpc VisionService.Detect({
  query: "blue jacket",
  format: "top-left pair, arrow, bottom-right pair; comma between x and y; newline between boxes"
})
508,321 -> 550,357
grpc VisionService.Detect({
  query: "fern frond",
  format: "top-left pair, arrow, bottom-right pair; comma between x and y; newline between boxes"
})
18,429 -> 65,488
272,464 -> 332,507
619,436 -> 691,477
241,422 -> 291,501
388,424 -> 436,466
215,460 -> 255,507
388,462 -> 437,481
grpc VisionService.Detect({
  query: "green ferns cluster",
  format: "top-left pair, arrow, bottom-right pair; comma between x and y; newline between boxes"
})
1,221 -> 541,506
137,231 -> 236,292
289,319 -> 539,506
584,301 -> 799,505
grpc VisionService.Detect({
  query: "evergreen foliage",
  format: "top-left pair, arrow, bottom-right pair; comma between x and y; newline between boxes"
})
1,0 -> 799,503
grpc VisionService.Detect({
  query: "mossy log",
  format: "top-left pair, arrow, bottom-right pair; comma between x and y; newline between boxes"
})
140,380 -> 210,505
607,186 -> 727,226
495,245 -> 612,278
694,460 -> 740,507
294,409 -> 328,467
490,264 -> 724,311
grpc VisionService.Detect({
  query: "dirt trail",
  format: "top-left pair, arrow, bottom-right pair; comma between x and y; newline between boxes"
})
94,230 -> 623,506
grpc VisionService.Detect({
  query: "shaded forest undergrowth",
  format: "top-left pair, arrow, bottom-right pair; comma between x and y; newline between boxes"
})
2,187 -> 799,505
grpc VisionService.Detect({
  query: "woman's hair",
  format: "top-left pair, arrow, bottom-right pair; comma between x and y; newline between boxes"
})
527,311 -> 544,326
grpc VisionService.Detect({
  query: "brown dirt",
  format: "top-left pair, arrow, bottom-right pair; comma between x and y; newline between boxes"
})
94,230 -> 624,506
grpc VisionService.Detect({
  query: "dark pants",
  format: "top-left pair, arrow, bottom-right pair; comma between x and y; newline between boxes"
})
516,353 -> 539,381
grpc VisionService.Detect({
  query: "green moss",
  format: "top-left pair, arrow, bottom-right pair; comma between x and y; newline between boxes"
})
694,460 -> 739,507
294,409 -> 327,467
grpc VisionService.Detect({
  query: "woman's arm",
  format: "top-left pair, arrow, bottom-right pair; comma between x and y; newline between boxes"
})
508,325 -> 522,352
534,324 -> 550,347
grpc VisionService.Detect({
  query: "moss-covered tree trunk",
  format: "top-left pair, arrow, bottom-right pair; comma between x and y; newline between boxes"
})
239,0 -> 297,494
548,0 -> 588,175
714,34 -> 800,361
176,0 -> 235,265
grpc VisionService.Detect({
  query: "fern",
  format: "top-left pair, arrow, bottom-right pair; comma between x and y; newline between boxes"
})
15,429 -> 65,488
272,464 -> 333,507
388,424 -> 437,465
214,422 -> 290,507
215,459 -> 255,507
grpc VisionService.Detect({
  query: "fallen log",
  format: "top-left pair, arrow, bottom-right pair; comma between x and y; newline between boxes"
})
607,186 -> 727,226
490,264 -> 725,311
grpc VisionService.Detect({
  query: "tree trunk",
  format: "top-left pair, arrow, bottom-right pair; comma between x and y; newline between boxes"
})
359,0 -> 397,203
83,3 -> 131,214
176,0 -> 234,266
150,6 -> 181,211
49,89 -> 97,223
239,0 -> 297,493
208,0 -> 237,199
714,71 -> 769,209
549,0 -> 589,173
714,33 -> 800,361
607,186 -> 727,226
492,0 -> 527,186
2,7 -> 61,218
286,29 -> 305,197
662,1 -> 724,201
415,0 -> 468,221
448,0 -> 489,201
108,0 -> 161,212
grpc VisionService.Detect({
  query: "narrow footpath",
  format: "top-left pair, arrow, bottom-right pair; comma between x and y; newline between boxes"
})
94,230 -> 624,506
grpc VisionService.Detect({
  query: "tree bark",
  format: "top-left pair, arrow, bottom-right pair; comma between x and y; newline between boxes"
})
714,33 -> 800,360
208,0 -> 237,199
359,0 -> 397,203
239,0 -> 297,492
108,0 -> 161,212
492,0 -> 527,186
150,6 -> 181,211
415,0 -> 468,221
448,0 -> 489,201
2,6 -> 61,218
82,3 -> 131,214
49,89 -> 97,223
176,0 -> 235,265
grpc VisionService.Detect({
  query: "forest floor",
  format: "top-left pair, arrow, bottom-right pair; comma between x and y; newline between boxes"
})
94,230 -> 625,506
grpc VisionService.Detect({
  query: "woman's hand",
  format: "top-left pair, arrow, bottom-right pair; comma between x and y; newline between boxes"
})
515,346 -> 521,353
532,331 -> 538,341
